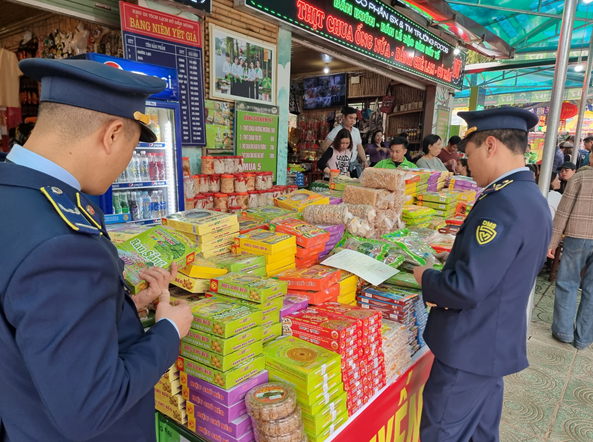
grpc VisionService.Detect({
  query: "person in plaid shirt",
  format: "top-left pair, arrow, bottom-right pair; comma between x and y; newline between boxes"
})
548,166 -> 593,350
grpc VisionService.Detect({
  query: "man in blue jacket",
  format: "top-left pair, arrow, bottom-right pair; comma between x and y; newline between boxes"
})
0,58 -> 193,441
414,108 -> 552,442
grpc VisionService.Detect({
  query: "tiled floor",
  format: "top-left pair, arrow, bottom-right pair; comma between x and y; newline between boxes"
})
500,275 -> 593,442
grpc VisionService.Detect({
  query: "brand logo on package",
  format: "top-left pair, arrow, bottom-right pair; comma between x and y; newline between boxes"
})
88,54 -> 179,101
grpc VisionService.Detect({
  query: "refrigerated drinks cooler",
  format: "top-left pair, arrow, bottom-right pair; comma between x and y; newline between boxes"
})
81,53 -> 185,225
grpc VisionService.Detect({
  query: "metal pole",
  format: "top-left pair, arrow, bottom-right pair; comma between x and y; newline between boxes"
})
571,38 -> 593,165
539,0 -> 578,198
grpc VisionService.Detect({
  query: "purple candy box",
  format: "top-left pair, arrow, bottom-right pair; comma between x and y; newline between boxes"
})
280,294 -> 309,318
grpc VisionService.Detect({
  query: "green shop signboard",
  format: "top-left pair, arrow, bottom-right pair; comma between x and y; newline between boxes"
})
235,101 -> 280,180
236,0 -> 466,90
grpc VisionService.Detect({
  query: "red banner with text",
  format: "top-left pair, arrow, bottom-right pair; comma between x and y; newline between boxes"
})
333,351 -> 434,442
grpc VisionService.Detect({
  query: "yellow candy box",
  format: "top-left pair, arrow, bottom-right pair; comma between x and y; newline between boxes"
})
235,229 -> 296,255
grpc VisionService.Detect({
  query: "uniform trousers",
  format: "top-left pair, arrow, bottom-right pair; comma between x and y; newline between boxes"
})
421,358 -> 504,442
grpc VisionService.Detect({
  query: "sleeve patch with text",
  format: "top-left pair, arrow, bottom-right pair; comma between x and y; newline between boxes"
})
476,219 -> 500,246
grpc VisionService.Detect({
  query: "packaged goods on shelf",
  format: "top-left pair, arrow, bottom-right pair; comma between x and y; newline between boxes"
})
263,323 -> 283,344
163,209 -> 238,236
270,218 -> 330,249
275,190 -> 330,212
416,191 -> 457,205
177,354 -> 265,390
277,265 -> 341,291
385,271 -> 422,289
342,186 -> 396,210
360,168 -> 406,192
211,253 -> 267,273
285,284 -> 340,305
171,273 -> 211,294
183,326 -> 264,356
116,227 -> 196,294
181,340 -> 263,372
267,262 -> 297,277
180,256 -> 228,279
263,337 -> 341,393
280,295 -> 310,319
181,369 -> 269,407
210,273 -> 288,304
235,229 -> 297,255
108,225 -> 152,244
242,206 -> 297,223
184,388 -> 248,423
341,204 -> 376,223
186,297 -> 263,337
187,402 -> 253,441
238,216 -> 270,234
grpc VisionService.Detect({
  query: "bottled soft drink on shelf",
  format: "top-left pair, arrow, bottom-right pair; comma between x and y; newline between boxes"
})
157,153 -> 166,181
129,191 -> 140,221
120,192 -> 130,215
131,153 -> 142,182
148,109 -> 161,143
117,167 -> 128,183
113,193 -> 122,215
159,190 -> 167,216
139,151 -> 150,181
149,153 -> 159,180
141,191 -> 152,220
151,191 -> 160,218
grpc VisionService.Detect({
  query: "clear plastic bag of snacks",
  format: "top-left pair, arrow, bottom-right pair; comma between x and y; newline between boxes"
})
361,168 -> 406,192
337,233 -> 389,259
346,217 -> 374,238
343,204 -> 376,223
303,204 -> 352,225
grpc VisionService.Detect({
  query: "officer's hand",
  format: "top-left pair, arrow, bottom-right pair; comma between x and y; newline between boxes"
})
134,263 -> 178,311
435,252 -> 450,263
413,265 -> 430,287
548,248 -> 556,259
155,290 -> 193,339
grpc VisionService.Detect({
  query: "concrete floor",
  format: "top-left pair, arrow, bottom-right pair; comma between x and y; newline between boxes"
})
500,275 -> 593,442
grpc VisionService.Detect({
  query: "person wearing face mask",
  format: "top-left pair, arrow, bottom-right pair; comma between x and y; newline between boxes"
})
321,106 -> 368,177
414,108 -> 550,442
416,134 -> 448,171
317,128 -> 354,179
373,137 -> 415,169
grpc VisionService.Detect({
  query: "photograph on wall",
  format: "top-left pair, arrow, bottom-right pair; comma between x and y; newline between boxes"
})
210,24 -> 276,105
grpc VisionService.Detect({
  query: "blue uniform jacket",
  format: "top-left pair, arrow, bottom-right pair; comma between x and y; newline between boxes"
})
422,170 -> 552,378
0,162 -> 179,442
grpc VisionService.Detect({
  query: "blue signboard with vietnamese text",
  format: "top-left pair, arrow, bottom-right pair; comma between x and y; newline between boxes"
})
120,2 -> 206,146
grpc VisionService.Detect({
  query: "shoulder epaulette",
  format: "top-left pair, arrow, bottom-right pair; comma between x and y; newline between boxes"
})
40,186 -> 101,236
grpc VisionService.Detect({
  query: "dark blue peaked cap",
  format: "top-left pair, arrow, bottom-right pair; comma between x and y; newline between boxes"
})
457,107 -> 539,151
19,58 -> 167,142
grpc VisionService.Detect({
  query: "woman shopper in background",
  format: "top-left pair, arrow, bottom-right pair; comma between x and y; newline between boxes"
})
416,134 -> 448,171
365,130 -> 389,166
317,128 -> 354,179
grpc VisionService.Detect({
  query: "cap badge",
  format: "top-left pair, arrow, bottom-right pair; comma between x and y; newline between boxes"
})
465,127 -> 478,136
134,111 -> 150,125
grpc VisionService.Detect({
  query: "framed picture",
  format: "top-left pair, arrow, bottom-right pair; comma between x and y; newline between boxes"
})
209,23 -> 276,105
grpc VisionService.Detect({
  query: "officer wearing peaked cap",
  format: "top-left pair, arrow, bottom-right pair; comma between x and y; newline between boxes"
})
413,108 -> 552,442
0,58 -> 193,442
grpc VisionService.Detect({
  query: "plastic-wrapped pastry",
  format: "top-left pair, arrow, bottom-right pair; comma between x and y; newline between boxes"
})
343,186 -> 394,210
246,383 -> 297,421
254,406 -> 302,436
343,204 -> 376,223
253,424 -> 305,442
345,217 -> 374,239
361,168 -> 406,192
303,204 -> 352,225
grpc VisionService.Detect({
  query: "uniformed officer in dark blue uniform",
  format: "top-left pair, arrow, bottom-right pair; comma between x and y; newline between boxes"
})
414,108 -> 552,442
0,59 -> 193,442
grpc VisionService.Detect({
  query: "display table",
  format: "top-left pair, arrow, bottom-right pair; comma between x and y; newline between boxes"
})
157,349 -> 434,442
329,348 -> 434,442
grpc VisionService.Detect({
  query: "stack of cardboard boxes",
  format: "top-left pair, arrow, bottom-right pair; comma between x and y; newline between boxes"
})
278,265 -> 341,305
270,218 -> 330,269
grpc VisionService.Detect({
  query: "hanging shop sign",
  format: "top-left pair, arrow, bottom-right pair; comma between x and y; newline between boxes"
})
332,351 -> 434,442
235,101 -> 280,180
120,1 -> 206,146
235,0 -> 465,90
454,88 -> 593,109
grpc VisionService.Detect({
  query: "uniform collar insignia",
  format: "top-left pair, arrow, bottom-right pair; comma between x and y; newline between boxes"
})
40,186 -> 100,236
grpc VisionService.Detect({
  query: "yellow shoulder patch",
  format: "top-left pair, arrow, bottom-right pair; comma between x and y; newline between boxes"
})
476,220 -> 498,245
